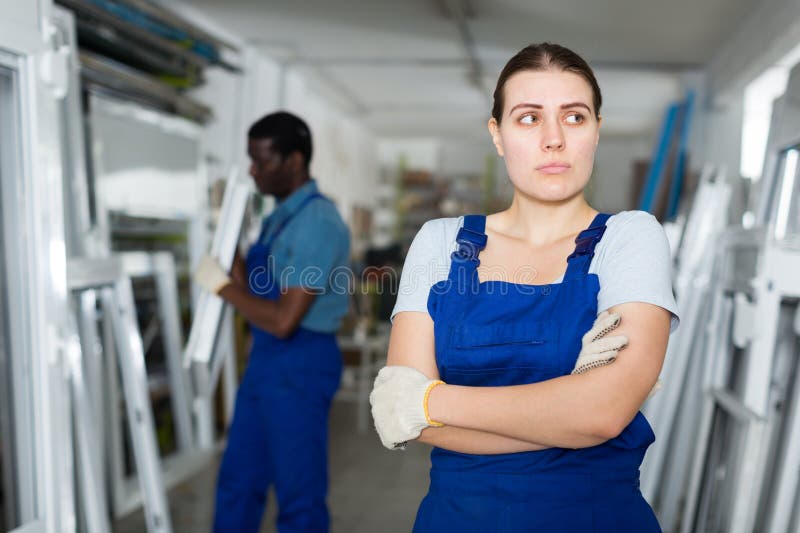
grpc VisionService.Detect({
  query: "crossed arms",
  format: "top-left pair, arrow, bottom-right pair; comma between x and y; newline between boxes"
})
387,301 -> 670,454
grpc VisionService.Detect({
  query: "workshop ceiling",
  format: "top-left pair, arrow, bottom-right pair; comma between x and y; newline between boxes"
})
182,0 -> 759,140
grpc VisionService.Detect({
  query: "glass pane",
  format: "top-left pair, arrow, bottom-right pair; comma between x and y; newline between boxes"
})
0,64 -> 17,531
89,94 -> 203,219
0,57 -> 39,530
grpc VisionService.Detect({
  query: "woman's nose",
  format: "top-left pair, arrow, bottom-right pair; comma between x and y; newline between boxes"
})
541,122 -> 565,151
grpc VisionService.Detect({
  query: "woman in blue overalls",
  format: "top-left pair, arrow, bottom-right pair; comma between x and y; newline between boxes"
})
370,43 -> 675,531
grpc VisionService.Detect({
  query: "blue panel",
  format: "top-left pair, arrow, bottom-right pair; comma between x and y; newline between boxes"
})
638,103 -> 681,213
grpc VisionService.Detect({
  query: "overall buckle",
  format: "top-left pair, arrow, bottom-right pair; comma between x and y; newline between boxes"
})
452,227 -> 487,264
567,225 -> 606,260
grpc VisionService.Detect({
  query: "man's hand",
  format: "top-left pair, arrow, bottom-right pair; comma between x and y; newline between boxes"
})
194,255 -> 232,295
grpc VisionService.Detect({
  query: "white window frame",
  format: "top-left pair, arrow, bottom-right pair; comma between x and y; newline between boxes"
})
0,1 -> 76,530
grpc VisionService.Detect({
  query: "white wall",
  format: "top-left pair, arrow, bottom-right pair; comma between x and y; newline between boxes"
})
377,138 -> 441,172
178,12 -> 379,229
591,135 -> 654,213
377,138 -> 501,179
440,140 -> 495,177
707,0 -> 800,102
701,0 -> 800,182
699,99 -> 744,180
283,67 -> 379,224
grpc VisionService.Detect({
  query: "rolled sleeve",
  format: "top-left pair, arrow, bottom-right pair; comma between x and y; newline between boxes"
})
595,211 -> 680,333
391,218 -> 457,320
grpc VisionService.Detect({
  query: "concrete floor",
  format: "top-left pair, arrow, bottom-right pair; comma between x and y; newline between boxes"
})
113,398 -> 431,532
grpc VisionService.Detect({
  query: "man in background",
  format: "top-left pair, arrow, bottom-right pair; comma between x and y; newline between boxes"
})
194,111 -> 350,532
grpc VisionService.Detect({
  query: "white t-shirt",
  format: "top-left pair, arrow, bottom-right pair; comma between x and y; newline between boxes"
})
391,210 -> 680,333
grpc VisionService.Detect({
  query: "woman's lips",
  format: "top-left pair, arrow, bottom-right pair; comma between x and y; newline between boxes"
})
536,162 -> 571,175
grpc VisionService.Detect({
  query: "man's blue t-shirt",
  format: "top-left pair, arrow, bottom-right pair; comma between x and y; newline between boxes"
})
257,179 -> 350,333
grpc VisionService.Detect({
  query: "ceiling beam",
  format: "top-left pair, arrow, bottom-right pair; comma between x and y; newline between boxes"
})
434,0 -> 490,101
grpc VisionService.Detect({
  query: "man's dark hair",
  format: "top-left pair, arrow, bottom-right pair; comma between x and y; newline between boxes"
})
248,111 -> 313,167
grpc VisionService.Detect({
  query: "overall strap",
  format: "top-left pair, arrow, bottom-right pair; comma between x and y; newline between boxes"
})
563,213 -> 611,282
262,192 -> 326,250
448,214 -> 487,281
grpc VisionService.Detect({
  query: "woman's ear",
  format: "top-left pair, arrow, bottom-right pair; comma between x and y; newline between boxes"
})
488,118 -> 504,157
595,115 -> 602,146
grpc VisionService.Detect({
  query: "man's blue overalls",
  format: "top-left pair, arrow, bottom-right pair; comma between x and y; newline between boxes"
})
414,214 -> 661,532
214,193 -> 343,532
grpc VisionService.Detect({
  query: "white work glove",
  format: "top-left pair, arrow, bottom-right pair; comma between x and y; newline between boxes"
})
193,255 -> 231,295
571,311 -> 662,399
571,311 -> 628,375
369,366 -> 444,450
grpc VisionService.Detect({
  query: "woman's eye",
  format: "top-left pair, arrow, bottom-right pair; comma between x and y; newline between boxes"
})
519,114 -> 538,125
565,113 -> 584,125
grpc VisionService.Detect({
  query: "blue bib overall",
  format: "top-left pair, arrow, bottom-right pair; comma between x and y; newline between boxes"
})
413,214 -> 660,533
214,193 -> 343,533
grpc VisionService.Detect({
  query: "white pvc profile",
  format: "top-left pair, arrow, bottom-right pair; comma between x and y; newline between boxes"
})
679,235 -> 800,533
182,170 -> 248,448
119,251 -> 193,451
73,289 -> 109,532
8,522 -> 46,533
1,21 -> 77,531
640,167 -> 731,509
65,313 -> 111,533
764,349 -> 800,531
755,63 -> 800,226
775,148 -> 799,240
0,58 -> 27,533
183,170 -> 250,378
67,256 -> 173,533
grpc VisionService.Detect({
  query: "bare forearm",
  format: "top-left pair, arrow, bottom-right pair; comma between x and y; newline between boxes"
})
417,426 -> 549,454
230,251 -> 247,287
398,304 -> 668,450
427,370 -> 631,449
218,283 -> 288,337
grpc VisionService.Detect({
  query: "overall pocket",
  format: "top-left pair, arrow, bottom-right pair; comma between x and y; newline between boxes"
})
442,321 -> 559,385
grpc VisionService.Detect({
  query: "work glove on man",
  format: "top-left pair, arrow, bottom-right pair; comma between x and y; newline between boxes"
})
571,310 -> 662,398
369,366 -> 444,450
193,255 -> 231,295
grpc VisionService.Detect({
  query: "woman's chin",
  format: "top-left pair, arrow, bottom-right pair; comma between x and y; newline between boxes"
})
517,186 -> 581,204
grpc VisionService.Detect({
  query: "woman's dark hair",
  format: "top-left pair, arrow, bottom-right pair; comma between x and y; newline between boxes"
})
248,111 -> 313,167
491,43 -> 602,123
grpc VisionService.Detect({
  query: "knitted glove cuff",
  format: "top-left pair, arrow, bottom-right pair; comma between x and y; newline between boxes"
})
423,380 -> 445,427
394,379 -> 446,435
572,354 -> 616,375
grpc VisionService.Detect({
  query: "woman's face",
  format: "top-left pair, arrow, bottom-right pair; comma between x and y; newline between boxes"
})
489,69 -> 601,204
